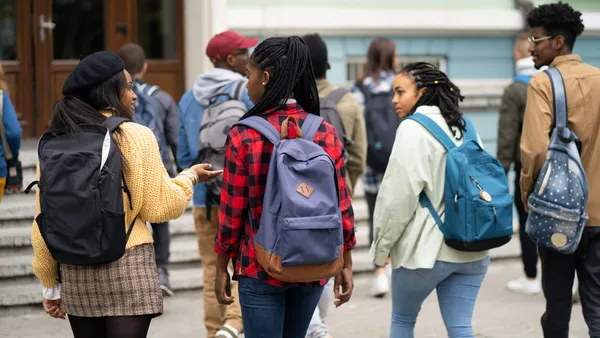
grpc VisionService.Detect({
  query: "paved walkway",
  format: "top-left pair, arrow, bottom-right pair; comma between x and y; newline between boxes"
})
0,259 -> 588,338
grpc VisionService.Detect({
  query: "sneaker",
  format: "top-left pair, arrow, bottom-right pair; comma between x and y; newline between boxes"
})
506,277 -> 541,295
216,324 -> 239,338
158,268 -> 174,297
370,272 -> 390,298
385,264 -> 392,280
573,275 -> 580,303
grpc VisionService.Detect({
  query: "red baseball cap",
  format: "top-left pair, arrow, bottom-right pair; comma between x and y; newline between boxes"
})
206,30 -> 259,62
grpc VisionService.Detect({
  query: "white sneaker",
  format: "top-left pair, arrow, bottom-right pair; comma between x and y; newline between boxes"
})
506,277 -> 541,295
573,275 -> 580,303
385,264 -> 392,280
370,273 -> 390,298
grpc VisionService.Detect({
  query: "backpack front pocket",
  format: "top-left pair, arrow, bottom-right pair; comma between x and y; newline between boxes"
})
473,195 -> 513,240
526,195 -> 584,253
278,214 -> 342,266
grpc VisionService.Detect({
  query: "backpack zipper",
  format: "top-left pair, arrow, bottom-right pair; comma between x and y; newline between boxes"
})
537,162 -> 552,196
470,176 -> 492,202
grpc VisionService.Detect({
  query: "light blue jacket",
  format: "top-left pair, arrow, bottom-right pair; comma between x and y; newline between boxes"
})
0,90 -> 22,178
177,69 -> 253,207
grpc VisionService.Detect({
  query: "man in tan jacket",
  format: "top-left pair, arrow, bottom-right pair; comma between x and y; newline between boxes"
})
520,3 -> 600,337
303,33 -> 366,338
498,33 -> 543,296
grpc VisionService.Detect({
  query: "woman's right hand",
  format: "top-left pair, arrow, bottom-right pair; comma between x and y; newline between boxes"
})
190,163 -> 223,183
43,299 -> 66,320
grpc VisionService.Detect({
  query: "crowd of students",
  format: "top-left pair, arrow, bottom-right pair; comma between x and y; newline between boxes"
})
17,1 -> 600,338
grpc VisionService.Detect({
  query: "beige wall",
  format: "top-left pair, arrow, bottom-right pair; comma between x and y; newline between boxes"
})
183,0 -> 229,90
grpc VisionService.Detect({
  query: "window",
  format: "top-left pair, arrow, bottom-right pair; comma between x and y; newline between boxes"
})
137,0 -> 178,59
0,0 -> 17,60
346,55 -> 447,82
53,0 -> 105,60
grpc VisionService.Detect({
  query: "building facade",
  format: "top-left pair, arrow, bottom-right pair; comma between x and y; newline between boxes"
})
1,0 -> 599,139
226,0 -> 600,157
0,0 -> 227,138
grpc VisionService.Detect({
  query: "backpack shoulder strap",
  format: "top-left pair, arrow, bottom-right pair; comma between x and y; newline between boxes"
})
404,113 -> 456,151
544,67 -> 567,128
301,114 -> 324,141
101,116 -> 129,132
231,79 -> 247,101
326,87 -> 348,105
354,81 -> 370,104
418,192 -> 443,227
235,116 -> 280,144
145,85 -> 160,96
462,116 -> 479,143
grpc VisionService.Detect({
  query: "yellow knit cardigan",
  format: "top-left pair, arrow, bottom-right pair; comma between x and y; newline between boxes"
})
31,120 -> 194,288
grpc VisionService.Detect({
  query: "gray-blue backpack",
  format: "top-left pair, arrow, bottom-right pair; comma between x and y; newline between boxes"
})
132,81 -> 171,172
525,67 -> 588,254
235,114 -> 344,282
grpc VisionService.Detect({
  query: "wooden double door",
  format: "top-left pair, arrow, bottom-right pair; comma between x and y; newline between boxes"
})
0,0 -> 184,138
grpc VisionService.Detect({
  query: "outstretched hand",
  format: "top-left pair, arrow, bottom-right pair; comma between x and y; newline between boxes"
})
190,163 -> 223,183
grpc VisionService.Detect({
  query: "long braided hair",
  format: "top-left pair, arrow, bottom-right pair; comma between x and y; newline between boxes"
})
241,36 -> 320,119
401,62 -> 466,139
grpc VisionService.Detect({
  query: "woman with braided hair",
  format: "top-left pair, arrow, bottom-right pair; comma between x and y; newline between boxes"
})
370,62 -> 490,337
214,36 -> 356,338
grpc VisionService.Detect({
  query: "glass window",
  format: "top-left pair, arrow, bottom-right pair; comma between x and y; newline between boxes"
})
137,0 -> 178,59
346,55 -> 447,82
53,0 -> 105,60
0,0 -> 17,60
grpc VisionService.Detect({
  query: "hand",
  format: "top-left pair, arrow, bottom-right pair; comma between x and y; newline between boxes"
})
333,267 -> 354,308
215,268 -> 234,305
43,299 -> 66,320
190,163 -> 223,183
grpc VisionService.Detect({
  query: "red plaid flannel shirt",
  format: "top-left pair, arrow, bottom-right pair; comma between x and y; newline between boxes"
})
214,103 -> 356,287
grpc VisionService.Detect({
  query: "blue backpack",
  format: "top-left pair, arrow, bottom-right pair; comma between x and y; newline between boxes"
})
404,113 -> 513,252
132,82 -> 171,170
235,114 -> 344,282
525,68 -> 588,254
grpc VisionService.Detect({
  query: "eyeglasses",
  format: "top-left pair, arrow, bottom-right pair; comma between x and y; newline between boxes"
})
528,36 -> 554,47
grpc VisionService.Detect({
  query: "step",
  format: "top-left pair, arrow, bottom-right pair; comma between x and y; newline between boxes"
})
0,241 -> 524,308
6,137 -> 369,199
0,196 -> 370,248
0,247 -> 371,307
0,226 -> 31,249
0,188 -> 369,222
168,224 -> 372,265
0,224 -> 373,280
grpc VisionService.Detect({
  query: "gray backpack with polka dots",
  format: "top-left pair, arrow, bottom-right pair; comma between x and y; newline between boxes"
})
525,67 -> 588,254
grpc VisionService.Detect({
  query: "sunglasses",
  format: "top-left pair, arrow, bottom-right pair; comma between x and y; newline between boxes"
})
528,36 -> 554,47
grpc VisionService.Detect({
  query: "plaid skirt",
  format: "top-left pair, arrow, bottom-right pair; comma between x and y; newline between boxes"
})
61,244 -> 163,317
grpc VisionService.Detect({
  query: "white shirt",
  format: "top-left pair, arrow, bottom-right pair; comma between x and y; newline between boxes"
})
369,105 -> 489,270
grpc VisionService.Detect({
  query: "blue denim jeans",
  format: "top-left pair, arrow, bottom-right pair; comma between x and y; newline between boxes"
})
390,257 -> 490,338
238,276 -> 325,338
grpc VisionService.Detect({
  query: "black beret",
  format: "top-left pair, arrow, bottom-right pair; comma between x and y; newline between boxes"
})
62,51 -> 126,96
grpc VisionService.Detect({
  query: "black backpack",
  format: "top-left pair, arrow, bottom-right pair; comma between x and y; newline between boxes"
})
319,88 -> 352,165
356,81 -> 400,173
25,116 -> 136,265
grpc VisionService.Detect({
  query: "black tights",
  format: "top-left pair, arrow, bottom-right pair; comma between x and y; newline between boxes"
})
68,314 -> 153,338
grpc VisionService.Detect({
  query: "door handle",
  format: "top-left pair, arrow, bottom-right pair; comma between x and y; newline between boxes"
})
39,15 -> 56,42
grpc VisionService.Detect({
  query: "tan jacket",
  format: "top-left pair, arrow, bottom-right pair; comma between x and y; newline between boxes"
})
316,79 -> 367,196
520,55 -> 600,226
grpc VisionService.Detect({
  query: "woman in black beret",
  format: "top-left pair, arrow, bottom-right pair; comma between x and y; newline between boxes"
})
31,51 -> 222,338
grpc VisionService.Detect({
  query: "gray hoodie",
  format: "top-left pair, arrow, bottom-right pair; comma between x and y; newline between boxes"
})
192,68 -> 248,107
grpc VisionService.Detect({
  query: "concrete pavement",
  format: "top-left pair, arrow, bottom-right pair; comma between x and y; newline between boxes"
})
0,259 -> 588,338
